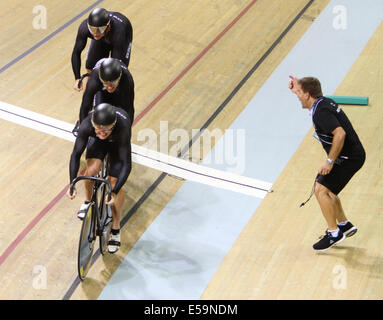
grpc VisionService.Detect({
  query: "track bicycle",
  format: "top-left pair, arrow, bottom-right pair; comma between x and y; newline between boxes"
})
69,156 -> 113,280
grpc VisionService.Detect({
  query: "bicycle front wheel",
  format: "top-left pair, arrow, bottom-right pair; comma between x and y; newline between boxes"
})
77,202 -> 96,280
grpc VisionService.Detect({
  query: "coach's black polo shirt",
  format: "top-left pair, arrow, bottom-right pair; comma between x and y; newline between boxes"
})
311,97 -> 365,159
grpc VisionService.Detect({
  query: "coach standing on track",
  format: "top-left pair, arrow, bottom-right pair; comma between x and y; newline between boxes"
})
289,75 -> 366,252
71,8 -> 133,91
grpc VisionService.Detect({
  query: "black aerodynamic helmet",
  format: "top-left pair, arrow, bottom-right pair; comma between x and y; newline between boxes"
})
99,58 -> 122,83
88,8 -> 110,27
87,8 -> 110,33
92,103 -> 117,126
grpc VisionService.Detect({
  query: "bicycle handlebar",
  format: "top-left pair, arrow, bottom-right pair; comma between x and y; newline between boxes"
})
70,176 -> 112,202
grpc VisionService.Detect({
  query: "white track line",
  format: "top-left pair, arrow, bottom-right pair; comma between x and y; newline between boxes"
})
0,101 -> 273,198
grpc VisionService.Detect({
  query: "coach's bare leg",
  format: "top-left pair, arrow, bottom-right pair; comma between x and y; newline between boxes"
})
314,182 -> 338,230
328,192 -> 348,223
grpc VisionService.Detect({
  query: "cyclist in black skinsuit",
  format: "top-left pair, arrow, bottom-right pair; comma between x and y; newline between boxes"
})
78,58 -> 135,124
67,103 -> 132,254
71,8 -> 133,91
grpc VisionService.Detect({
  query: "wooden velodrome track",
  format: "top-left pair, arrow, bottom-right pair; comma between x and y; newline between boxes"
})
0,0 -> 382,300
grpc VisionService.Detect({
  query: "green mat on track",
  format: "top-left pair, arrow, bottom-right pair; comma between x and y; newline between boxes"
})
325,95 -> 369,105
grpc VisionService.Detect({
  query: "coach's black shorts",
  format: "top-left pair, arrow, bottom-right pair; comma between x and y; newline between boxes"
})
85,137 -> 131,179
316,153 -> 365,195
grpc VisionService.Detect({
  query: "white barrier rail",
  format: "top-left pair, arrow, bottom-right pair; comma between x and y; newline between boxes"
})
0,101 -> 273,199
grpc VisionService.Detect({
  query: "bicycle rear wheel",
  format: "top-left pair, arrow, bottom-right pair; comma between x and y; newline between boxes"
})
77,202 -> 96,280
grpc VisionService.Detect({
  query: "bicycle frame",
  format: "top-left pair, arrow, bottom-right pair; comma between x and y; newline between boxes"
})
70,175 -> 112,280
